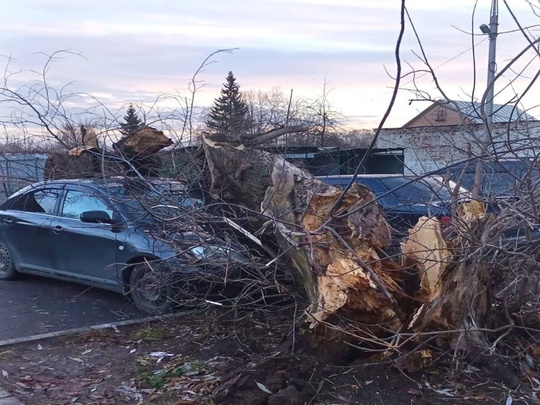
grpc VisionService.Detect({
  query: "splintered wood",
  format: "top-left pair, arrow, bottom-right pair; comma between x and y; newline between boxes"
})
203,135 -> 406,331
406,202 -> 490,349
300,186 -> 401,328
401,217 -> 450,300
113,127 -> 173,157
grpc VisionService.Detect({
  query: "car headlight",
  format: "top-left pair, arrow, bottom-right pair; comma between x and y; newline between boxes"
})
187,245 -> 247,263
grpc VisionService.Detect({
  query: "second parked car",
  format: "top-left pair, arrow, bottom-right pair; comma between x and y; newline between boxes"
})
317,174 -> 454,236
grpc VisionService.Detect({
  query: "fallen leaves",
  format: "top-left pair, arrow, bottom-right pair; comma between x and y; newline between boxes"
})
0,313 -> 523,405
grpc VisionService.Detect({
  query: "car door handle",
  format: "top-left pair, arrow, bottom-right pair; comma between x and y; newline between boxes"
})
2,218 -> 14,225
52,226 -> 63,234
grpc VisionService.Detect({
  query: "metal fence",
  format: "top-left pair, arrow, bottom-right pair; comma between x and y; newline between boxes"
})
0,154 -> 48,200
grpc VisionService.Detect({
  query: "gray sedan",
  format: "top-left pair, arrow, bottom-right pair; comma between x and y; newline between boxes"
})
0,177 -> 247,314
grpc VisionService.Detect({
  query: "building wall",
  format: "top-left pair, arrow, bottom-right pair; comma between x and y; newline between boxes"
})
376,122 -> 540,175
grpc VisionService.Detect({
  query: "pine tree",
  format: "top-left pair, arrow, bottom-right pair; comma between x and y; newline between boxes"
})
206,72 -> 251,137
120,104 -> 143,136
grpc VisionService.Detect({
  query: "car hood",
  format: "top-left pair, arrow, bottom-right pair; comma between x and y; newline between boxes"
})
141,225 -> 250,265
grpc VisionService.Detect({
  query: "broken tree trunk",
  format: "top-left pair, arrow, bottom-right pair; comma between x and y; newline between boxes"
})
405,204 -> 491,350
202,132 -> 509,361
113,127 -> 173,157
45,127 -> 173,179
402,207 -> 526,388
401,217 -> 450,301
202,135 -> 409,331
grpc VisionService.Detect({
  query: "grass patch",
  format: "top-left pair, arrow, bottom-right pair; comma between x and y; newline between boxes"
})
130,326 -> 172,341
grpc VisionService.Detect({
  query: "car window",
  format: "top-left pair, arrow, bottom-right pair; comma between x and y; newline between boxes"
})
106,182 -> 204,223
61,190 -> 114,220
482,173 -> 518,196
377,177 -> 449,204
458,172 -> 521,196
437,160 -> 540,197
9,189 -> 61,214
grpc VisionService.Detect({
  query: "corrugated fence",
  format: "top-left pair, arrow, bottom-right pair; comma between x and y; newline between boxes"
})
0,154 -> 48,200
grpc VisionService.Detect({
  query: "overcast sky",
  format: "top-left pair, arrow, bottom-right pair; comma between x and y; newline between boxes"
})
1,0 -> 540,132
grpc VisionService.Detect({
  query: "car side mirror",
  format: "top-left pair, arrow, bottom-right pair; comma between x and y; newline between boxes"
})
80,210 -> 116,224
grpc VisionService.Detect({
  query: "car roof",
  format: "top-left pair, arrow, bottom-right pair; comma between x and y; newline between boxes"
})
16,177 -> 125,191
21,176 -> 187,188
8,177 -> 191,199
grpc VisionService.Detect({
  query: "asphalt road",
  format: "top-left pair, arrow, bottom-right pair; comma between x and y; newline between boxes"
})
0,275 -> 146,341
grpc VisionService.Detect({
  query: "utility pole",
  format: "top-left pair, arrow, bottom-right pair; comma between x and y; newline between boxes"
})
481,0 -> 499,128
473,0 -> 499,198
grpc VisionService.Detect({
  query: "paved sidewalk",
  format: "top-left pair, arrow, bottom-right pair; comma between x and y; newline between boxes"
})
0,387 -> 22,405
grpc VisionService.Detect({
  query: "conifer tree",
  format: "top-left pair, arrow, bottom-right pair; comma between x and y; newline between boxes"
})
120,104 -> 143,136
206,72 -> 251,136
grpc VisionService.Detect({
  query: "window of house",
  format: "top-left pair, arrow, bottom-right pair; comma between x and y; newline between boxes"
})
434,107 -> 446,121
61,190 -> 114,220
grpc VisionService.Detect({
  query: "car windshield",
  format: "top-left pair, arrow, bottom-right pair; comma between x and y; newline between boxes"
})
437,160 -> 540,197
104,180 -> 203,224
457,172 -> 524,196
376,177 -> 452,204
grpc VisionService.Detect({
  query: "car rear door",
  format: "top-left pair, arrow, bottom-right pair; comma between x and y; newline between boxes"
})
47,186 -> 122,290
0,187 -> 62,272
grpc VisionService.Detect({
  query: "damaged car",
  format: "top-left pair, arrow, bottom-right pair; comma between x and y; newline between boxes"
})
0,177 -> 252,314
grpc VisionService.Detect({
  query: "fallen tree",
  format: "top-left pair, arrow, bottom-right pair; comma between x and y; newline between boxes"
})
202,130 -> 421,336
45,126 -> 174,179
201,127 -> 540,392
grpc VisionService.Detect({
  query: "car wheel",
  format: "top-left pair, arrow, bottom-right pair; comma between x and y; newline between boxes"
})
129,263 -> 176,315
0,243 -> 19,280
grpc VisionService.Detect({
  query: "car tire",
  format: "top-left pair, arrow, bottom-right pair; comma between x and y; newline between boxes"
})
0,242 -> 19,280
129,263 -> 176,315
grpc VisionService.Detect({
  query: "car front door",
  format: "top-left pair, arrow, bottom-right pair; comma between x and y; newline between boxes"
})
0,187 -> 62,272
48,187 -> 122,289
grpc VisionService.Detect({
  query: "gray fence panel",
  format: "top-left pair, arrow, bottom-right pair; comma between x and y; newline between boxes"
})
0,154 -> 48,200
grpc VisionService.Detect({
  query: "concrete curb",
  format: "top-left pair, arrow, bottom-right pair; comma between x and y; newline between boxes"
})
0,387 -> 22,405
0,309 -> 202,348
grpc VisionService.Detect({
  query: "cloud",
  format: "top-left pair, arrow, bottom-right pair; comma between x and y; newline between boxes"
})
0,0 -> 539,130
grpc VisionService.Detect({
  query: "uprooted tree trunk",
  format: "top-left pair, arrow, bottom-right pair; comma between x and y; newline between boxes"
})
201,130 -> 521,372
